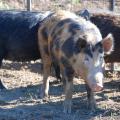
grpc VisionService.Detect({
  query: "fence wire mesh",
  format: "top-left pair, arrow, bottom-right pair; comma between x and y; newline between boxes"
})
0,0 -> 119,13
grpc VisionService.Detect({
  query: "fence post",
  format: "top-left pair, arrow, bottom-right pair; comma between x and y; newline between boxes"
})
27,0 -> 32,11
111,0 -> 115,11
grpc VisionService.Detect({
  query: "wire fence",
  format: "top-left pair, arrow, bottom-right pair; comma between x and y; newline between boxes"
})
0,0 -> 119,13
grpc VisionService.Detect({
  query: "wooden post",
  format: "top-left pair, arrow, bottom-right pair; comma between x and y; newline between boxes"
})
111,0 -> 115,11
27,0 -> 32,11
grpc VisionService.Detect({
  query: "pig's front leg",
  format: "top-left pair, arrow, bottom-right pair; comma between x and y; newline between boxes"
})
85,84 -> 97,112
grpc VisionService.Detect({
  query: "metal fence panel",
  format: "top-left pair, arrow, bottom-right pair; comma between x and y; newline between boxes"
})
0,0 -> 119,13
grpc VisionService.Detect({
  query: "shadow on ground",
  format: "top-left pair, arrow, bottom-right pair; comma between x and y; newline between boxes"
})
0,81 -> 119,120
1,60 -> 43,74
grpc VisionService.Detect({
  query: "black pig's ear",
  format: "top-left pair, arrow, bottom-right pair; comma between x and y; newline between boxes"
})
79,9 -> 90,20
74,37 -> 87,54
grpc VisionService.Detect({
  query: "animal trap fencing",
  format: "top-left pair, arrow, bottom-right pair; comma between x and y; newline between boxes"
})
0,0 -> 120,13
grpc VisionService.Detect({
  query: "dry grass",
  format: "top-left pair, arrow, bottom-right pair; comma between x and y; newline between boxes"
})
0,0 -> 117,12
0,60 -> 119,120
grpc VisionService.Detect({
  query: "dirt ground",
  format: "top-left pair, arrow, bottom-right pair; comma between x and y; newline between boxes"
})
0,60 -> 119,120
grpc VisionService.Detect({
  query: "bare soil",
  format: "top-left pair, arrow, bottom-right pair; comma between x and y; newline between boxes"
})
0,60 -> 119,120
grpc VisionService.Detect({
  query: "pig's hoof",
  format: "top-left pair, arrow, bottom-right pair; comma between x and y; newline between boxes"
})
39,85 -> 48,99
39,92 -> 49,102
63,100 -> 72,114
39,87 -> 44,99
42,96 -> 50,102
0,80 -> 7,90
87,102 -> 97,113
39,92 -> 45,99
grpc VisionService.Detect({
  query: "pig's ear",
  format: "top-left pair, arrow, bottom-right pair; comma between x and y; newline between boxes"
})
79,9 -> 90,20
102,33 -> 114,54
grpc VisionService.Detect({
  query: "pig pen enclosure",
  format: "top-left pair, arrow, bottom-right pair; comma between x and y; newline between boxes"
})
0,0 -> 120,120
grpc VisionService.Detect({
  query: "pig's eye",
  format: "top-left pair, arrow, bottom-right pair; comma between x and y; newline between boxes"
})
85,57 -> 89,61
84,57 -> 89,64
100,56 -> 103,61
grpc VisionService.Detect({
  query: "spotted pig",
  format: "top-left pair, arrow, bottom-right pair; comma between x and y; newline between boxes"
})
38,10 -> 114,113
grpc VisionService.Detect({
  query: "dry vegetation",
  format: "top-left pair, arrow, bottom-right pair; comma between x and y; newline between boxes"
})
0,60 -> 119,120
0,0 -> 115,12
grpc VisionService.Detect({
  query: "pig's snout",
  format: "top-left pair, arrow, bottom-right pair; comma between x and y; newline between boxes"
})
88,72 -> 103,92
